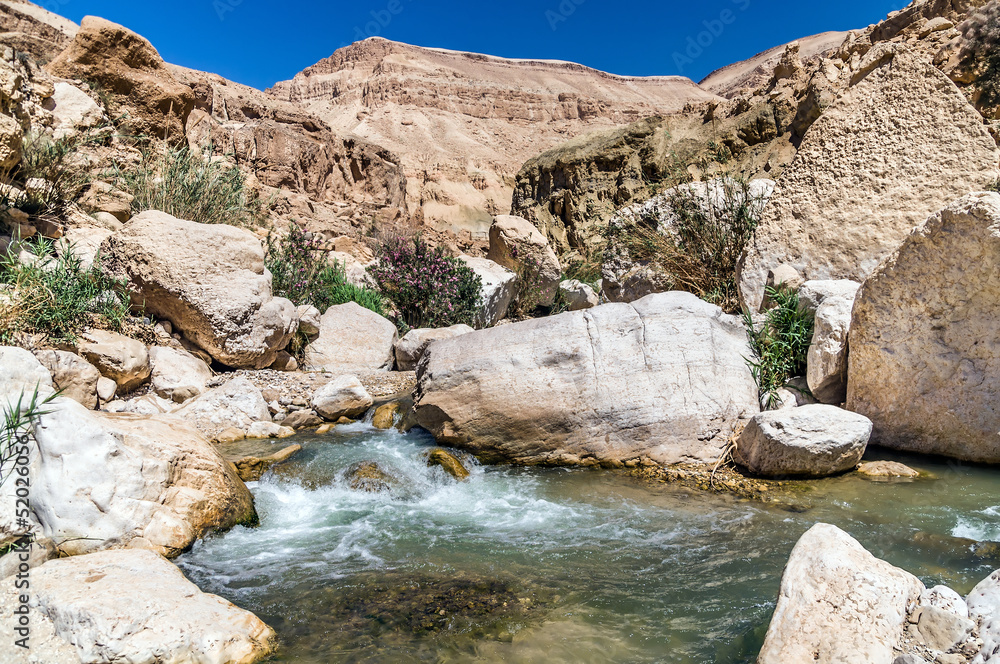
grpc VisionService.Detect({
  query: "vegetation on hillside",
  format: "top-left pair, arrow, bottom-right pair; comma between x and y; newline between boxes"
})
370,234 -> 482,331
742,287 -> 814,410
0,238 -> 133,344
114,145 -> 270,227
961,0 -> 1000,107
1,132 -> 96,223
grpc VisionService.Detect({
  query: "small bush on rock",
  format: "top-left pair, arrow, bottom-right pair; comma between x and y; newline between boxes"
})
0,132 -> 95,223
961,0 -> 1000,107
0,238 -> 133,344
114,145 -> 268,227
370,234 -> 482,330
265,222 -> 387,317
742,286 -> 814,409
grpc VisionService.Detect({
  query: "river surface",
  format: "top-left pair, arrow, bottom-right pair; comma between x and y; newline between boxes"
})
177,423 -> 1000,663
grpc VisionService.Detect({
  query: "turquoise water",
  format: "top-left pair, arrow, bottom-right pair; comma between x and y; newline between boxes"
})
177,423 -> 1000,663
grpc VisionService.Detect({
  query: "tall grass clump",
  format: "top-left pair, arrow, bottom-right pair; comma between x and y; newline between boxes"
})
0,238 -> 132,344
605,178 -> 765,313
114,145 -> 269,227
742,286 -> 814,409
265,222 -> 387,317
960,0 -> 1000,107
0,132 -> 95,220
370,234 -> 482,331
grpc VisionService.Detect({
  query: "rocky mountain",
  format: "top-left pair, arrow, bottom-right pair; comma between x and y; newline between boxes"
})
0,0 -> 75,61
268,38 -> 721,238
699,31 -> 850,98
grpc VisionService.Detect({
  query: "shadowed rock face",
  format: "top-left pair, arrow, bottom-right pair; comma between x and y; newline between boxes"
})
0,0 -> 78,61
268,37 -> 721,236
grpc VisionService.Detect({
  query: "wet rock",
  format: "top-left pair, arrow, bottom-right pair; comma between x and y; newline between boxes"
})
857,461 -> 920,478
232,444 -> 302,482
345,460 -> 397,493
372,401 -> 401,429
427,448 -> 471,480
758,523 -> 924,664
735,405 -> 872,478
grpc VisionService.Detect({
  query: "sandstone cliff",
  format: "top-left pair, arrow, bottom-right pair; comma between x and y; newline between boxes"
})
268,37 -> 721,237
0,0 -> 76,61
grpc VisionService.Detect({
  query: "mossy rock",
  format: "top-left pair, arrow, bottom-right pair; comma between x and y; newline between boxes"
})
427,448 -> 470,480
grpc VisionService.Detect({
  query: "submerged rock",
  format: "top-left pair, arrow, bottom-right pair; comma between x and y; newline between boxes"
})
758,523 -> 924,664
427,448 -> 471,480
232,444 -> 303,482
372,401 -> 401,429
857,461 -> 920,479
345,461 -> 397,493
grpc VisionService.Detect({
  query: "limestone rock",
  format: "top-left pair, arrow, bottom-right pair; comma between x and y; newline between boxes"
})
96,376 -> 116,402
173,377 -> 271,442
74,328 -> 150,392
0,112 -> 19,170
33,350 -> 99,409
458,256 -> 516,327
48,81 -> 104,139
738,43 -> 999,311
758,523 -> 924,664
847,193 -> 1000,463
148,346 -> 212,404
394,324 -> 475,371
295,304 -> 322,339
735,405 -> 872,478
45,16 -> 194,141
797,279 -> 861,315
971,570 -> 1000,664
281,409 -> 324,430
78,181 -> 134,223
303,302 -> 397,372
913,605 -> 975,652
371,402 -> 400,429
857,461 -> 920,478
427,448 -> 470,480
558,279 -> 599,311
269,350 -> 298,372
232,444 -> 302,482
28,398 -> 256,557
57,226 -> 112,271
921,586 -> 969,619
0,549 -> 275,664
487,214 -> 561,306
101,211 -> 297,369
807,295 -> 855,404
310,375 -> 372,421
414,292 -> 759,466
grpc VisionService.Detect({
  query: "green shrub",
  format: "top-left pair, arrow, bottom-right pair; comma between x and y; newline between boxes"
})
961,0 -> 1000,107
742,286 -> 814,409
0,238 -> 132,344
605,178 -> 764,313
114,145 -> 268,227
0,132 -> 96,221
989,179 -> 999,193
1,387 -> 57,490
370,234 -> 482,331
265,222 -> 387,317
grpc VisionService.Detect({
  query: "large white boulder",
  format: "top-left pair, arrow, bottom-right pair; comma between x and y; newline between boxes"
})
758,523 -> 924,664
735,405 -> 872,477
48,81 -> 105,139
0,549 -> 275,664
101,211 -> 297,369
459,255 -> 516,327
173,376 -> 271,442
149,345 -> 213,404
27,397 -> 256,557
303,302 -> 397,373
394,325 -> 475,371
413,291 -> 759,466
848,193 -> 1000,463
970,570 -> 1000,664
738,44 -> 999,311
487,214 -> 562,306
806,294 -> 855,405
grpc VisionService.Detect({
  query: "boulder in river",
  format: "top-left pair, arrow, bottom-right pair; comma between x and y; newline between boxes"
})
758,523 -> 924,664
735,405 -> 872,478
847,192 -> 1000,463
311,375 -> 373,421
0,549 -> 276,663
427,448 -> 471,480
345,460 -> 397,493
414,292 -> 759,466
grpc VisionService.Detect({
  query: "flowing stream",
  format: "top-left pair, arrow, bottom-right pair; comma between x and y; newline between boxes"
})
178,423 -> 1000,663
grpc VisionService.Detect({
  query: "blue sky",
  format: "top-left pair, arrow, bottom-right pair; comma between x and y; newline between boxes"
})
53,0 -> 909,90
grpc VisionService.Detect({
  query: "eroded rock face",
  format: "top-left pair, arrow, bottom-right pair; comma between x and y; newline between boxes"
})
0,549 -> 275,664
735,405 -> 872,478
303,302 -> 397,372
487,215 -> 561,306
738,43 -> 999,311
414,292 -> 759,466
102,211 -> 297,369
758,523 -> 924,664
394,325 -> 475,372
28,397 -> 256,557
847,193 -> 1000,463
45,16 -> 194,141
